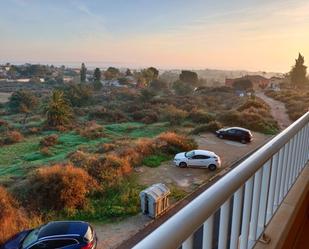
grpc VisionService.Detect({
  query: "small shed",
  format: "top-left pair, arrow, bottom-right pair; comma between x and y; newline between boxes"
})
140,183 -> 170,219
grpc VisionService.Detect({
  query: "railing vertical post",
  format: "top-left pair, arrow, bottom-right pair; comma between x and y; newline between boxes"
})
273,147 -> 284,210
266,153 -> 278,223
240,177 -> 254,249
283,141 -> 292,195
294,132 -> 301,178
279,143 -> 288,202
182,235 -> 194,249
296,128 -> 303,175
249,168 -> 262,243
257,160 -> 271,237
289,135 -> 297,187
230,187 -> 244,249
202,215 -> 214,249
218,199 -> 231,249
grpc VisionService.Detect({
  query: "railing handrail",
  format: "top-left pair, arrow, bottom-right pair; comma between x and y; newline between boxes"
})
133,111 -> 309,249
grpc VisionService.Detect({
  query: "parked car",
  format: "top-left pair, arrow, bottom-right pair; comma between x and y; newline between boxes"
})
216,127 -> 252,143
173,149 -> 221,171
1,221 -> 97,249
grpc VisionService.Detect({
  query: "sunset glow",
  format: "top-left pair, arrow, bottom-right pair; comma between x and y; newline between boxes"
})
1,0 -> 309,71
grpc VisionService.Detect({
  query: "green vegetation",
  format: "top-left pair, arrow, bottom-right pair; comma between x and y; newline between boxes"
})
63,176 -> 144,222
142,154 -> 171,167
289,53 -> 308,88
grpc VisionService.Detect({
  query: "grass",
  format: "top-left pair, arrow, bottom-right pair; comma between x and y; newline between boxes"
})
105,122 -> 168,138
0,132 -> 110,181
142,154 -> 172,167
62,176 -> 145,222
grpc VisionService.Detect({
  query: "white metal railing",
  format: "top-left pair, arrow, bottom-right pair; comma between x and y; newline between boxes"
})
133,111 -> 309,249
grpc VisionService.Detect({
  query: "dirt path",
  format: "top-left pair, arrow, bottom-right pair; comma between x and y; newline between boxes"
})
256,91 -> 292,130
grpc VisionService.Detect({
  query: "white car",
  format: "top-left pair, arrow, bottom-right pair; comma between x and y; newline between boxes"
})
173,149 -> 221,171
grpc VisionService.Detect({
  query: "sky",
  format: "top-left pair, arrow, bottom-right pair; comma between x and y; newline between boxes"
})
1,0 -> 309,72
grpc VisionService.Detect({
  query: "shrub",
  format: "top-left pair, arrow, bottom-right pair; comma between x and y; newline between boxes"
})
88,108 -> 128,123
189,110 -> 215,123
156,132 -> 197,153
160,105 -> 188,125
3,131 -> 24,145
131,110 -> 159,124
69,152 -> 132,188
87,155 -> 132,188
78,121 -> 105,139
0,186 -> 29,244
40,134 -> 58,147
237,100 -> 268,112
27,164 -> 97,211
191,121 -> 223,134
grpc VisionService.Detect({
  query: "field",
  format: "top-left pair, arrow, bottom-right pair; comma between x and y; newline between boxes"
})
0,84 -> 280,246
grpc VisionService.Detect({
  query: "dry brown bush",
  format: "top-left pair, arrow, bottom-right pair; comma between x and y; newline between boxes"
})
0,186 -> 30,244
40,134 -> 58,147
4,131 -> 24,145
69,151 -> 132,188
156,132 -> 197,153
27,164 -> 97,211
79,121 -> 105,139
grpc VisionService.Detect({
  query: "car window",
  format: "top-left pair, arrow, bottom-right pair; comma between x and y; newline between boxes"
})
84,226 -> 94,242
22,229 -> 40,248
29,239 -> 78,249
199,155 -> 210,159
227,129 -> 236,134
235,130 -> 243,135
185,150 -> 195,158
191,155 -> 200,159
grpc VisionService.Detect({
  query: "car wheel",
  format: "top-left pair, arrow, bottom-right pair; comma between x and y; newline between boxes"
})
208,164 -> 217,171
240,139 -> 247,144
179,162 -> 187,168
218,134 -> 223,139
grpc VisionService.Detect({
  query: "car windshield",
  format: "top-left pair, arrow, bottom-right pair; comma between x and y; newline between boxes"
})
21,228 -> 40,248
185,150 -> 195,158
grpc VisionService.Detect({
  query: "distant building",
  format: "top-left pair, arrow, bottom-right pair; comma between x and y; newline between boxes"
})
225,75 -> 270,89
269,76 -> 283,91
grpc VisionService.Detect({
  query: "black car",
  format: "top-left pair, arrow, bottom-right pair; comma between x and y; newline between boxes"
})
1,221 -> 97,249
216,127 -> 252,143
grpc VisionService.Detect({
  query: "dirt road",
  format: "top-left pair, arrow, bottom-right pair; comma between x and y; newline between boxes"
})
94,132 -> 271,249
256,91 -> 292,129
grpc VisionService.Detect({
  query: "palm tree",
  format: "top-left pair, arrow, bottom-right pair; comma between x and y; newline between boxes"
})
45,90 -> 72,127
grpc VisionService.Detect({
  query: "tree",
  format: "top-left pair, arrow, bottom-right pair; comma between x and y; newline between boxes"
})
149,79 -> 168,91
64,83 -> 93,107
126,68 -> 132,76
172,80 -> 194,95
140,67 -> 159,86
290,53 -> 307,88
93,68 -> 101,82
45,90 -> 72,127
139,88 -> 156,102
8,90 -> 38,114
8,90 -> 38,127
232,79 -> 253,91
80,63 -> 87,83
179,70 -> 198,86
104,67 -> 119,80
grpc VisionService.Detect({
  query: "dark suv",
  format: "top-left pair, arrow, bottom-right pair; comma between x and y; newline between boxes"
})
1,221 -> 97,249
216,127 -> 252,143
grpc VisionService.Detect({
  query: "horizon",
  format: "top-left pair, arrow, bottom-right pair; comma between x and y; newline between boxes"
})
1,0 -> 309,72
